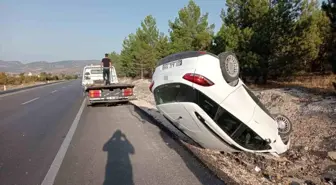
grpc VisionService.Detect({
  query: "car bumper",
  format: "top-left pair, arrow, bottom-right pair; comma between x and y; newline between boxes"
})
269,134 -> 291,155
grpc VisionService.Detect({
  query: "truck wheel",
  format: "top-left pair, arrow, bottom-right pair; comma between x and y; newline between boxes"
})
273,114 -> 293,136
218,52 -> 240,86
87,102 -> 92,107
85,96 -> 92,107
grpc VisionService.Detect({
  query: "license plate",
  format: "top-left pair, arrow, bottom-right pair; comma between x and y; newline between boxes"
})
162,59 -> 182,70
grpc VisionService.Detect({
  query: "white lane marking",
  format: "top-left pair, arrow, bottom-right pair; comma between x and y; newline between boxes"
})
21,97 -> 40,105
40,98 -> 86,185
51,90 -> 58,94
62,86 -> 66,89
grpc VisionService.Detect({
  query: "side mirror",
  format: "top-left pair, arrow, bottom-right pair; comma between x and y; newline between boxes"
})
84,72 -> 90,76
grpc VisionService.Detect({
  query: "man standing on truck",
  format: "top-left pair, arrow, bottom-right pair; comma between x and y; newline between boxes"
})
101,53 -> 112,85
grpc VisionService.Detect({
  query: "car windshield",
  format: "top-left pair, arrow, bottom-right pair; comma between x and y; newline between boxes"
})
242,85 -> 273,118
232,124 -> 271,151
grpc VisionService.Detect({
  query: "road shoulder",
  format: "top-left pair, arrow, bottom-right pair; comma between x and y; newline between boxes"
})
53,104 -> 224,185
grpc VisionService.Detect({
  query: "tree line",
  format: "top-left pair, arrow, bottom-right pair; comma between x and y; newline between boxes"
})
0,72 -> 78,85
110,0 -> 336,84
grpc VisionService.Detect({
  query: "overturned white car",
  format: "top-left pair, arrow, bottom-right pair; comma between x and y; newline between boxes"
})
150,51 -> 292,156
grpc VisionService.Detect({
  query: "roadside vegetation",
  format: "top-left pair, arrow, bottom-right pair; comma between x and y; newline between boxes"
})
0,72 -> 78,89
111,0 -> 336,93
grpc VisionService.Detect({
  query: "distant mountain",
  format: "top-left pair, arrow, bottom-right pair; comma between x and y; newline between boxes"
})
0,60 -> 100,74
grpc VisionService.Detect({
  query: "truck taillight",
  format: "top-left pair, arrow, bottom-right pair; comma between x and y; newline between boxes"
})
89,90 -> 101,98
123,88 -> 133,96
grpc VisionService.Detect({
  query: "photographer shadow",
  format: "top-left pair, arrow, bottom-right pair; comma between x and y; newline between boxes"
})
102,130 -> 135,185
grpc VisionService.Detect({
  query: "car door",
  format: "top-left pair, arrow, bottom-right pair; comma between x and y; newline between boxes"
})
154,82 -> 202,133
162,102 -> 202,134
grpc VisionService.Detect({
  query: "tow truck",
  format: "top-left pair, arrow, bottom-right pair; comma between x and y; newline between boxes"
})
82,65 -> 136,106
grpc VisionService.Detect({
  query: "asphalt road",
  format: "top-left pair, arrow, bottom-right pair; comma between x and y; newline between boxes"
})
0,80 -> 224,185
0,80 -> 84,185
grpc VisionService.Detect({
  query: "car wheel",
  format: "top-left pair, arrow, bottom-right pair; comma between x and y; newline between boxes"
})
218,51 -> 240,85
281,134 -> 290,144
273,114 -> 293,135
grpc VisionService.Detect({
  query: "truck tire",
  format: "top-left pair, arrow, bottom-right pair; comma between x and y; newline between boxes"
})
87,101 -> 92,107
85,96 -> 92,107
82,90 -> 86,98
218,51 -> 240,86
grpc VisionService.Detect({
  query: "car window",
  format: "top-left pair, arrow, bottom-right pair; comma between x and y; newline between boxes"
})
243,85 -> 273,118
90,69 -> 103,74
214,107 -> 242,136
233,125 -> 271,150
154,83 -> 219,119
153,83 -> 196,105
196,92 -> 219,119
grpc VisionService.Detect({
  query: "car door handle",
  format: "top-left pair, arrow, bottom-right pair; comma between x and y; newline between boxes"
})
174,116 -> 182,123
195,112 -> 205,123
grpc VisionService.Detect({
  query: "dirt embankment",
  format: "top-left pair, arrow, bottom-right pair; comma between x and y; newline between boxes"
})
121,78 -> 336,185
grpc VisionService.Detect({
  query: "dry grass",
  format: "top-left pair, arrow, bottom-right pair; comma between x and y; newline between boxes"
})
246,74 -> 336,94
0,82 -> 41,91
277,74 -> 335,89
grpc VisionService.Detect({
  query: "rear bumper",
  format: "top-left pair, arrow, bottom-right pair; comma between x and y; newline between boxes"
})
84,84 -> 135,91
88,96 -> 137,104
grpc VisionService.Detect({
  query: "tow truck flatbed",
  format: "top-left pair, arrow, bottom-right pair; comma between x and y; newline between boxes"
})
81,65 -> 136,106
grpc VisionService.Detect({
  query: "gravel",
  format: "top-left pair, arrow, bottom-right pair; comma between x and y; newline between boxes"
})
121,77 -> 336,185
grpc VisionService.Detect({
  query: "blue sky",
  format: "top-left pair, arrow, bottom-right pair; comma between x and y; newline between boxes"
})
0,0 -> 225,63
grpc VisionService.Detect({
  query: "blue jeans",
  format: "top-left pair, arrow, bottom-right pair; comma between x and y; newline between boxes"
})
103,68 -> 110,85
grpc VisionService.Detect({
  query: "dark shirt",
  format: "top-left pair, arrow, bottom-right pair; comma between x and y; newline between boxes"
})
101,57 -> 111,67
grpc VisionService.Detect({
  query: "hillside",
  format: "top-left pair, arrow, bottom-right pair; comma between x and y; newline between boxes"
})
0,60 -> 100,74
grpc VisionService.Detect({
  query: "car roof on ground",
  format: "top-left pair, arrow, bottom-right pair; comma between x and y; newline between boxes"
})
157,51 -> 218,66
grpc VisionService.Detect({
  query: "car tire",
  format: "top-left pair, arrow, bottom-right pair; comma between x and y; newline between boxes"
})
281,134 -> 290,144
273,114 -> 293,136
218,51 -> 240,85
